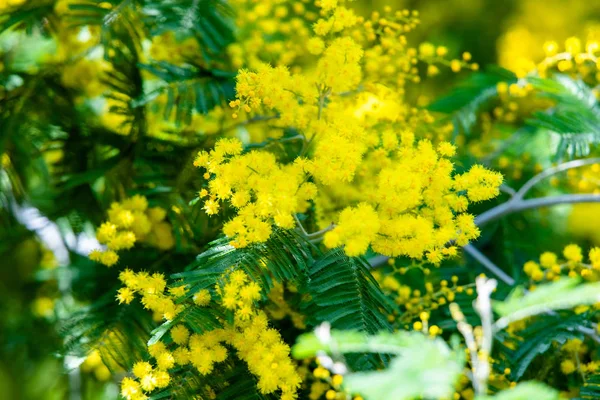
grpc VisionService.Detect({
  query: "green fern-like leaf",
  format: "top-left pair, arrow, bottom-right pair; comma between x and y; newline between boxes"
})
526,74 -> 600,159
304,249 -> 395,334
59,293 -> 154,369
142,0 -> 235,56
575,373 -> 600,399
427,66 -> 517,135
499,313 -> 586,380
0,1 -> 56,34
173,229 -> 313,296
135,62 -> 235,125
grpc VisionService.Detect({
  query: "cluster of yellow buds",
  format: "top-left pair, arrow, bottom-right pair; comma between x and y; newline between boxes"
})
120,270 -> 301,399
81,350 -> 111,381
523,244 -> 600,283
120,344 -> 172,400
373,268 -> 476,330
309,364 -> 346,400
538,37 -> 600,79
560,338 -> 600,377
89,195 -> 174,267
0,0 -> 26,12
116,269 -> 185,321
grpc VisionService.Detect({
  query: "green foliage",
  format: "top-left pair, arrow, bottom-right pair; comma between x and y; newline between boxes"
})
135,62 -> 235,124
293,329 -> 465,400
477,381 -> 559,400
526,74 -> 600,159
60,294 -> 154,369
497,313 -> 585,380
494,278 -> 600,329
0,1 -> 57,34
173,229 -> 393,335
428,66 -> 517,135
303,249 -> 395,334
576,373 -> 600,399
142,0 -> 235,55
432,68 -> 600,160
149,363 -> 271,400
66,0 -> 236,126
173,229 -> 312,293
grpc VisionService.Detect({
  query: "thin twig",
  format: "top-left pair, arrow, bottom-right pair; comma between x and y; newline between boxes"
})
463,244 -> 515,285
514,157 -> 600,201
499,184 -> 516,197
305,223 -> 335,238
475,193 -> 600,227
294,214 -> 335,238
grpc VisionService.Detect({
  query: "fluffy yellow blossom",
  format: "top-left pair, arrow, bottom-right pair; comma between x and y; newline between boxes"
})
323,203 -> 380,256
193,289 -> 212,306
316,37 -> 363,93
590,248 -> 600,270
561,359 -> 576,375
540,252 -> 558,268
196,139 -> 315,248
89,195 -> 174,267
454,165 -> 503,203
122,348 -> 171,399
307,37 -> 325,55
116,287 -> 135,304
322,138 -> 499,259
205,0 -> 493,264
170,325 -> 190,345
121,377 -> 145,400
216,271 -> 301,397
210,5 -> 502,260
132,362 -> 152,379
564,244 -> 583,263
117,270 -> 183,321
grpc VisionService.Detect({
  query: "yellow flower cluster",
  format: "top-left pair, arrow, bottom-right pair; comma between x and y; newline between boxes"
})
196,0 -> 503,261
535,37 -> 600,80
217,270 -> 301,399
227,0 -> 316,69
81,350 -> 111,381
89,195 -> 174,267
373,269 -> 475,328
120,344 -> 173,400
116,269 -> 184,321
324,137 -> 501,260
121,270 -> 301,399
195,138 -> 316,248
523,244 -> 600,284
0,0 -> 25,10
316,37 -> 363,93
199,134 -> 500,260
307,365 -> 346,400
559,338 -> 600,377
497,0 -> 600,78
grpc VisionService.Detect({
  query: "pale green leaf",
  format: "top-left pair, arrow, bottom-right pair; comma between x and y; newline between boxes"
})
494,278 -> 600,330
477,382 -> 559,400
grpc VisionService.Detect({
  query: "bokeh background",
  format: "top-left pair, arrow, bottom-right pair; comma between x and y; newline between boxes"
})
3,0 -> 600,398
